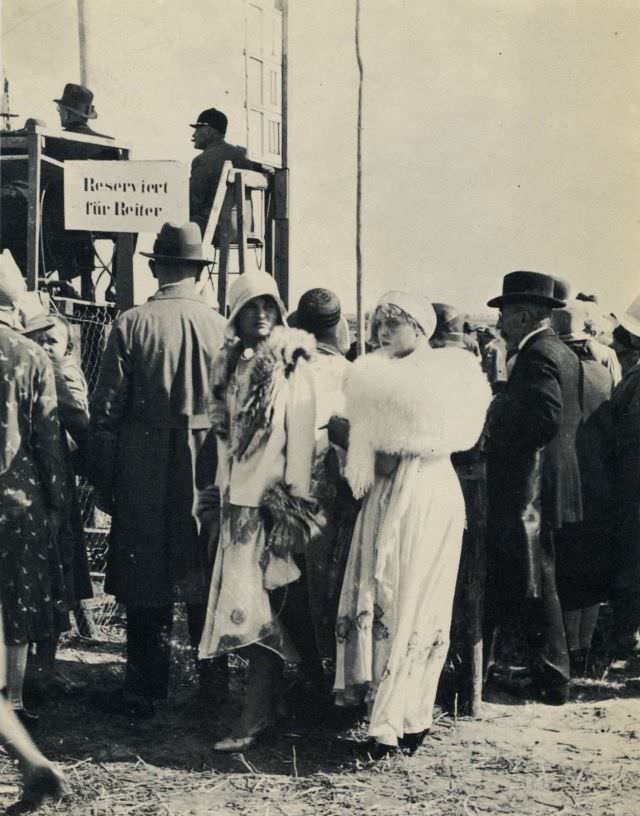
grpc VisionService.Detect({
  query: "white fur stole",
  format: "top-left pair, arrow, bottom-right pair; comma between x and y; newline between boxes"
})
344,344 -> 491,498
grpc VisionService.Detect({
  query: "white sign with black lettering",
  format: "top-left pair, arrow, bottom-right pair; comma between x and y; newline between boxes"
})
64,160 -> 188,232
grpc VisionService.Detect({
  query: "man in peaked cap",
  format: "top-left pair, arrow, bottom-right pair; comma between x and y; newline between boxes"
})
189,107 -> 253,237
605,295 -> 640,659
89,223 -> 227,717
483,271 -> 583,705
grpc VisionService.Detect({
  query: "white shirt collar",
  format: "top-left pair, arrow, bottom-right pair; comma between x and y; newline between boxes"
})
518,325 -> 548,351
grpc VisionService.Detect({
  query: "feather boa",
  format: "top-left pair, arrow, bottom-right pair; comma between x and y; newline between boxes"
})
212,326 -> 316,461
344,344 -> 492,498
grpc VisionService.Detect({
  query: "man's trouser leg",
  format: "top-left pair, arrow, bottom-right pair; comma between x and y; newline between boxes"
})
124,605 -> 173,701
186,603 -> 228,696
526,532 -> 570,702
275,556 -> 325,694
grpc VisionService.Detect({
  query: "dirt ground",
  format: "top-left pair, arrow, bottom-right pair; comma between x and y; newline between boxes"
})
2,631 -> 640,816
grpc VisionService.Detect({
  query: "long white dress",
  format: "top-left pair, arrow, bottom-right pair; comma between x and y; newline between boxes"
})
333,343 -> 491,746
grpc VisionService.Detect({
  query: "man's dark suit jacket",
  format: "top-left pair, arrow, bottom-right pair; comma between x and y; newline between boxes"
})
485,327 -> 583,600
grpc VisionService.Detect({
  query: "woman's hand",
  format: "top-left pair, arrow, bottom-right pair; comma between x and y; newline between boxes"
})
328,416 -> 350,449
375,452 -> 400,477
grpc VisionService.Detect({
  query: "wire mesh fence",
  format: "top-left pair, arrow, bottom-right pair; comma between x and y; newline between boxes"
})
51,297 -> 124,640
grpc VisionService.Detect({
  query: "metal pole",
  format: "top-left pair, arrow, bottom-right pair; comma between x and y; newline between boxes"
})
77,0 -> 89,85
355,0 -> 365,355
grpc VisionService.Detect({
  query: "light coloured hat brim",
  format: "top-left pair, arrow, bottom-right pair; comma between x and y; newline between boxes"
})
559,331 -> 591,343
619,312 -> 640,340
22,315 -> 56,336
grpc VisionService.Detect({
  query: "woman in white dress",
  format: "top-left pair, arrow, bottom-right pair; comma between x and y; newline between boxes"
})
199,271 -> 317,751
333,290 -> 491,754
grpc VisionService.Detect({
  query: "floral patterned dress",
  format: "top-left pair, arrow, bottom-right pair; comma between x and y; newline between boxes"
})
0,323 -> 69,644
199,334 -> 316,662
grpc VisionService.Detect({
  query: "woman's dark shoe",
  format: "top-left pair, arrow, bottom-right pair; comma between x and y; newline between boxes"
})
400,729 -> 429,755
90,688 -> 155,719
359,739 -> 399,760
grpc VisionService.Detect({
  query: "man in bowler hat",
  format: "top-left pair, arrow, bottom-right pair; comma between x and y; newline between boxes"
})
189,108 -> 252,237
483,270 -> 583,705
89,222 -> 226,717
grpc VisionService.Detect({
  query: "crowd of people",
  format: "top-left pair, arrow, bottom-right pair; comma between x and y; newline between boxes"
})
2,216 -> 640,808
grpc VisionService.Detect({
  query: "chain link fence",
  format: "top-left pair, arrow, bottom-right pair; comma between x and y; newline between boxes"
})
51,297 -> 123,640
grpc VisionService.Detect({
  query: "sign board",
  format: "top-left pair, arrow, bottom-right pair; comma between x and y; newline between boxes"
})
64,160 -> 188,232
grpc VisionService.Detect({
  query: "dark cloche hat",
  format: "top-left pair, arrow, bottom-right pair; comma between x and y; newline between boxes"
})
140,222 -> 209,266
294,288 -> 341,333
189,108 -> 228,134
487,271 -> 566,309
54,83 -> 97,119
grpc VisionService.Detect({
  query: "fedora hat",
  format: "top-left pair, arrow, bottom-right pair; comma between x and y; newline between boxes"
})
487,271 -> 566,309
140,222 -> 209,266
54,83 -> 97,119
619,294 -> 640,339
189,108 -> 228,134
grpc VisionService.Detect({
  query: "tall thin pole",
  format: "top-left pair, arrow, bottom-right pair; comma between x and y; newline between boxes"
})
77,0 -> 89,85
355,0 -> 365,355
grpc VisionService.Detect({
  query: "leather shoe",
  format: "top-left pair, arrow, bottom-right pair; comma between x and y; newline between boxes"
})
212,734 -> 258,753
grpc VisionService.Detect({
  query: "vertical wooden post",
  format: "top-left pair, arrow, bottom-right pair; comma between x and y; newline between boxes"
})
115,234 -> 134,311
77,0 -> 89,86
235,173 -> 247,275
355,0 -> 365,356
264,184 -> 274,276
467,459 -> 487,718
217,231 -> 230,317
273,168 -> 289,307
26,130 -> 42,292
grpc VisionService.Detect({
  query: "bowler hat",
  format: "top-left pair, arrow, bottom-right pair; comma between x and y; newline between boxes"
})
54,83 -> 97,119
487,271 -> 566,309
189,108 -> 228,134
140,222 -> 209,266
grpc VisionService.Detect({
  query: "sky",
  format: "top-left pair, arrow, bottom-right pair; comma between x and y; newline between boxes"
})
2,0 -> 639,317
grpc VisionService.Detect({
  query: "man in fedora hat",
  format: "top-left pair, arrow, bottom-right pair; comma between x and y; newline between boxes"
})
89,222 -> 226,717
189,108 -> 252,237
483,271 -> 583,705
53,83 -> 113,144
605,295 -> 640,659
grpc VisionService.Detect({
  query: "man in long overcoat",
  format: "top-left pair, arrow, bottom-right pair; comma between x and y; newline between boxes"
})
607,296 -> 640,657
90,222 -> 226,717
551,299 -> 616,674
483,271 -> 583,705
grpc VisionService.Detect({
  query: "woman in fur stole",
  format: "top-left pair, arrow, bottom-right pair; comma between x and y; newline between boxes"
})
199,271 -> 318,751
333,290 -> 491,754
